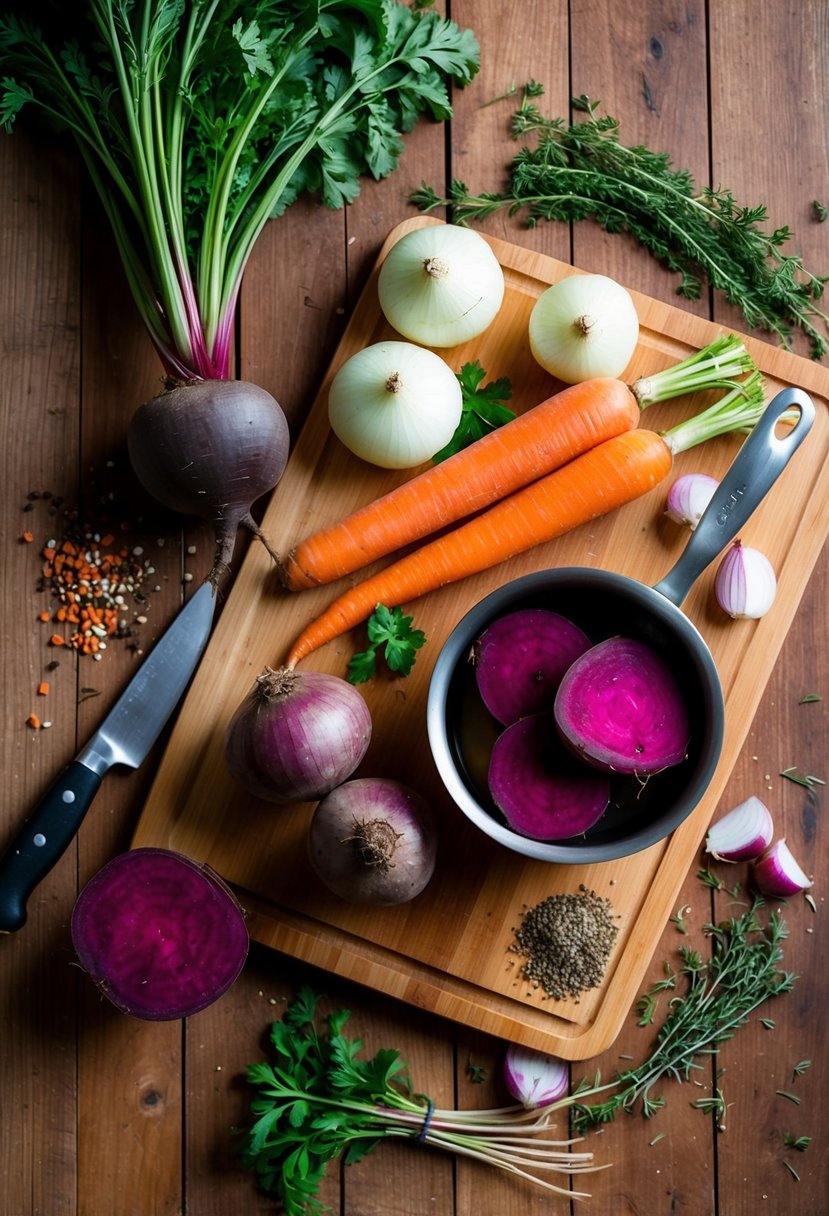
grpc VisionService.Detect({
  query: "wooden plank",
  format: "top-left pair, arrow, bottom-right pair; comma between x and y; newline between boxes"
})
0,124 -> 81,1216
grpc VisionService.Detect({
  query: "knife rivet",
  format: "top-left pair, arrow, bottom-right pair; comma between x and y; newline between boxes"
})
62,790 -> 75,804
33,834 -> 46,847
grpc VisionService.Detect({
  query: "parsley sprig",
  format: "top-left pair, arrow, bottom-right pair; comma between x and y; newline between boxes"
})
414,89 -> 829,358
347,603 -> 425,683
432,360 -> 514,461
236,986 -> 600,1212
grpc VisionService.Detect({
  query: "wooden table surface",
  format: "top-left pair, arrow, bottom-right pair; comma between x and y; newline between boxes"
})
2,3 -> 827,1213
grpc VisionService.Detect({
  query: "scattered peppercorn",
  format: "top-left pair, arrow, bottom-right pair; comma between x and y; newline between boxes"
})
509,889 -> 620,1001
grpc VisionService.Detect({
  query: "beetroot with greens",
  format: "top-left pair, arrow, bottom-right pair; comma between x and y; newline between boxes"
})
71,848 -> 248,1021
472,608 -> 591,725
488,713 -> 610,840
554,637 -> 690,774
0,4 -> 479,575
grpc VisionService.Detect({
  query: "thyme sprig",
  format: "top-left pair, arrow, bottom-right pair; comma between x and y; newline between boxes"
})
571,901 -> 796,1133
413,90 -> 829,358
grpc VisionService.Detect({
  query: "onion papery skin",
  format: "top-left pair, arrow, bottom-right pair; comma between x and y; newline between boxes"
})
488,714 -> 610,841
127,379 -> 290,576
714,541 -> 777,619
753,839 -> 812,897
308,778 -> 437,905
327,340 -> 463,469
70,848 -> 249,1020
472,609 -> 592,726
377,225 -> 505,348
554,637 -> 690,774
503,1043 -> 569,1109
529,274 -> 640,384
705,795 -> 774,862
224,667 -> 372,804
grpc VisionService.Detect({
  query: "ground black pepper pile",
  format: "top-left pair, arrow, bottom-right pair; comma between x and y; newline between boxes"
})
510,886 -> 619,1001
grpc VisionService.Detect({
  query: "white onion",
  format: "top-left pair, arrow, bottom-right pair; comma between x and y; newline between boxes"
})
753,839 -> 812,897
528,274 -> 640,383
328,340 -> 463,469
705,795 -> 774,862
665,472 -> 720,529
503,1043 -> 569,1109
714,540 -> 777,619
377,224 -> 505,347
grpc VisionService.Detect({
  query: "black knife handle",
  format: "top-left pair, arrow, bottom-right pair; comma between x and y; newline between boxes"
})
0,761 -> 103,933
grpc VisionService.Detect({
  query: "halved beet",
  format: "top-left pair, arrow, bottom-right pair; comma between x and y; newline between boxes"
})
71,848 -> 248,1021
554,637 -> 690,774
488,713 -> 610,840
472,608 -> 592,725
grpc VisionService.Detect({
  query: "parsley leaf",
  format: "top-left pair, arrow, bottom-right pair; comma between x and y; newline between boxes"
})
347,604 -> 426,683
432,360 -> 514,461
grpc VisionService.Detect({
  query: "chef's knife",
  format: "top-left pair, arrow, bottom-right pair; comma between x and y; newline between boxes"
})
0,581 -> 216,933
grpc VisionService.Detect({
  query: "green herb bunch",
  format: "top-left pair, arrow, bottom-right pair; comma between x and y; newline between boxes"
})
0,1 -> 480,380
414,90 -> 829,358
237,987 -> 598,1214
571,899 -> 796,1132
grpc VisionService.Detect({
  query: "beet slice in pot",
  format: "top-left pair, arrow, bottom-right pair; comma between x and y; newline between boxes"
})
554,637 -> 690,774
472,608 -> 592,725
488,713 -> 611,840
71,847 -> 248,1020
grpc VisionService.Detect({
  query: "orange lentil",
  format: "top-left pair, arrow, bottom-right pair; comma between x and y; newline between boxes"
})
21,531 -> 34,543
49,633 -> 67,647
26,713 -> 42,730
38,610 -> 51,622
37,682 -> 49,696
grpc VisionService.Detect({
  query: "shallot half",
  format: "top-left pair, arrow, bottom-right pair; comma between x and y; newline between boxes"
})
503,1043 -> 569,1109
705,795 -> 774,862
753,839 -> 812,897
715,541 -> 777,619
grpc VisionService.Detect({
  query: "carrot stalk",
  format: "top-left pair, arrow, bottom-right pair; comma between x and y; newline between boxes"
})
284,374 -> 766,669
279,335 -> 756,592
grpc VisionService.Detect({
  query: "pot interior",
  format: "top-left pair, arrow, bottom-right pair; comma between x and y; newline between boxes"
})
430,569 -> 726,861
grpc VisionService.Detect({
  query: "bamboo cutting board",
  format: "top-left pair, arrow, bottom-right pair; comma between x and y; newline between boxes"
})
132,217 -> 829,1059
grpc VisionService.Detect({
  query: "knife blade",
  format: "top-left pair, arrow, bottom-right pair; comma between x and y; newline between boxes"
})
0,581 -> 216,933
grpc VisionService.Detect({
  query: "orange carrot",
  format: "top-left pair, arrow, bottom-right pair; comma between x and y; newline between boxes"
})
285,428 -> 673,667
279,378 -> 641,590
284,371 -> 767,669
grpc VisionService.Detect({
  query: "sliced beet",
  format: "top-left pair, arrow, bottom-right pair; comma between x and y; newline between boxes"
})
472,608 -> 592,725
488,713 -> 610,840
554,637 -> 690,774
71,847 -> 248,1021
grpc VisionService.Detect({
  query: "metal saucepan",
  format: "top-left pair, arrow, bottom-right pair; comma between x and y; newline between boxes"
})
426,386 -> 815,863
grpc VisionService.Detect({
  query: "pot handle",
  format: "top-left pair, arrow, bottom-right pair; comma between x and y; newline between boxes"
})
653,386 -> 815,606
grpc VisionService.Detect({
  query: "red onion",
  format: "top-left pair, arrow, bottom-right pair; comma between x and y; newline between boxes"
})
753,839 -> 812,897
307,777 -> 437,905
224,666 -> 371,804
472,608 -> 591,726
71,848 -> 248,1020
714,540 -> 777,619
705,795 -> 774,862
665,472 -> 719,529
503,1043 -> 569,1109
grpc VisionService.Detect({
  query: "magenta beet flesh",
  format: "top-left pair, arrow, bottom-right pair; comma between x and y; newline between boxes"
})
488,713 -> 610,840
472,608 -> 591,725
71,847 -> 248,1020
554,637 -> 690,774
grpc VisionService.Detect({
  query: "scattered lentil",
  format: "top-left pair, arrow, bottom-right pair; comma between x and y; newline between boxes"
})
509,888 -> 619,1000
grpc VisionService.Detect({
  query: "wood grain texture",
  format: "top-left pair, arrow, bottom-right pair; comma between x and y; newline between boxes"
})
2,1 -> 828,1213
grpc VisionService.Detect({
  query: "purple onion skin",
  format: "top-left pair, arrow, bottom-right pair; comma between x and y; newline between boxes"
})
753,839 -> 812,897
488,713 -> 610,840
308,778 -> 437,905
127,379 -> 290,578
555,637 -> 690,774
224,667 -> 372,804
472,609 -> 592,725
70,847 -> 248,1021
